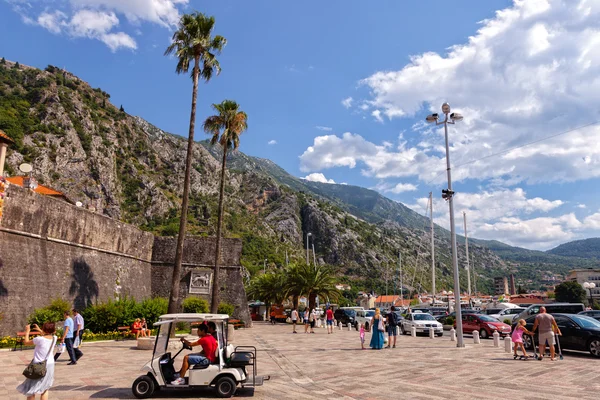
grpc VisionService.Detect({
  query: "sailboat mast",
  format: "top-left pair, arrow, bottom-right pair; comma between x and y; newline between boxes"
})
464,212 -> 471,297
430,192 -> 435,306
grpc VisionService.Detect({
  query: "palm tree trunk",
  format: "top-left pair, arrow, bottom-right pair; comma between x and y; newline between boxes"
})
168,55 -> 200,314
211,146 -> 228,313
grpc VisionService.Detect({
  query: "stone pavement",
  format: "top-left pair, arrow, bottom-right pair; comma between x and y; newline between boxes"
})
1,322 -> 599,399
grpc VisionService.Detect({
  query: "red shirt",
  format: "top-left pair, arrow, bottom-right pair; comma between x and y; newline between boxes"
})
326,309 -> 333,320
199,335 -> 218,363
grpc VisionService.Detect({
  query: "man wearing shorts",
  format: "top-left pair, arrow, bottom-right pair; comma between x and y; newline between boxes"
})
326,307 -> 334,334
171,324 -> 218,384
386,306 -> 398,348
532,306 -> 562,361
291,308 -> 299,333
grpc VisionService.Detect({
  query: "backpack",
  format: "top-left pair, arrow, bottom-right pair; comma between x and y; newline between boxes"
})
388,312 -> 397,326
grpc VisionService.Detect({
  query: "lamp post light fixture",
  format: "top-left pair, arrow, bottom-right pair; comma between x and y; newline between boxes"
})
425,102 -> 465,348
584,282 -> 596,307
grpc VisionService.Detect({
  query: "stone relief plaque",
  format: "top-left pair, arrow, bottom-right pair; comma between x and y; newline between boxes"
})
189,270 -> 212,294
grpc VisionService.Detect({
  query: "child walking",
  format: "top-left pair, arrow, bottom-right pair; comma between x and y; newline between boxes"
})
512,319 -> 534,359
359,323 -> 366,350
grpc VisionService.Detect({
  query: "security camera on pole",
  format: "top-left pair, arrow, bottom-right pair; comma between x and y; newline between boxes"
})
425,103 -> 465,348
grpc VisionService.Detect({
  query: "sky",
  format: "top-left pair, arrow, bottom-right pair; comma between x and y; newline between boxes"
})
1,0 -> 600,251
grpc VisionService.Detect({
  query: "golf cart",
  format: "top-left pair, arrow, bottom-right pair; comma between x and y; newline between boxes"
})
132,313 -> 268,398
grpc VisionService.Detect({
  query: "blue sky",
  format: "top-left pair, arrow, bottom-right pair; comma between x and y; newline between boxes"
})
2,0 -> 600,250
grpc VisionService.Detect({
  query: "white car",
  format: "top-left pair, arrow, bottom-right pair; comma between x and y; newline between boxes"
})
355,310 -> 386,332
400,312 -> 444,337
488,307 -> 526,324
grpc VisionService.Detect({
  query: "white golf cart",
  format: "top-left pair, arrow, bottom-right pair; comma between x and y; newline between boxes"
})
132,313 -> 268,398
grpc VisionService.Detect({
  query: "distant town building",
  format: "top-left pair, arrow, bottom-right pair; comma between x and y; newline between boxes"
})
494,276 -> 509,295
5,176 -> 69,202
566,268 -> 600,297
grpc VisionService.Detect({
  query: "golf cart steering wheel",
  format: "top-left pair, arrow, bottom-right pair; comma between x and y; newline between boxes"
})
183,342 -> 192,350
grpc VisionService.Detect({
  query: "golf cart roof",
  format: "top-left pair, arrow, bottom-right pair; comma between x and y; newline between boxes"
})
156,313 -> 230,324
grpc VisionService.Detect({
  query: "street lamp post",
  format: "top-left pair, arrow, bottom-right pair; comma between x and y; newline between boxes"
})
306,233 -> 312,265
584,282 -> 596,307
263,258 -> 267,274
426,103 -> 465,348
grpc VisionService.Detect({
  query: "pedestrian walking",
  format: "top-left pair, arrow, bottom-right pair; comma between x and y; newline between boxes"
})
326,306 -> 334,334
17,322 -> 57,400
270,309 -> 276,324
309,308 -> 316,333
386,306 -> 398,348
72,309 -> 84,359
512,319 -> 534,359
532,306 -> 562,361
303,309 -> 310,333
54,311 -> 80,365
370,308 -> 385,350
359,323 -> 366,350
291,308 -> 299,333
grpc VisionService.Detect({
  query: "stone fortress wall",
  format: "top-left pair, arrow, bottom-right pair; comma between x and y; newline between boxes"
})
0,185 -> 249,336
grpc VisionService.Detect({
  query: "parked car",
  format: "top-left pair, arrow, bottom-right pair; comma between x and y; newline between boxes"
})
400,312 -> 444,336
356,309 -> 376,331
334,308 -> 357,328
410,308 -> 433,314
456,314 -> 512,339
513,303 -> 585,323
518,313 -> 600,357
488,307 -> 526,323
428,307 -> 449,317
435,309 -> 481,324
579,310 -> 600,322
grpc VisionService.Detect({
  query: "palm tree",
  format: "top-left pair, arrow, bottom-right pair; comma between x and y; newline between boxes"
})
247,272 -> 289,308
290,264 -> 341,310
203,100 -> 248,312
164,12 -> 226,314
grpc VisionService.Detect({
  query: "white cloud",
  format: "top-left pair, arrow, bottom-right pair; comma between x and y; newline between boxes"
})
577,203 -> 587,209
353,0 -> 600,185
69,0 -> 186,27
10,0 -> 186,51
267,140 -> 277,145
37,11 -> 67,34
341,97 -> 353,108
302,173 -> 335,184
371,110 -> 383,123
315,126 -> 333,131
375,182 -> 418,194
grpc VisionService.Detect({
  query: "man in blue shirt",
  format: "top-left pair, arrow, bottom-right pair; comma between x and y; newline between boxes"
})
56,310 -> 79,365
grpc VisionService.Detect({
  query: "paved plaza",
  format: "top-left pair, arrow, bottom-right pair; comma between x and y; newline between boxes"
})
2,322 -> 600,400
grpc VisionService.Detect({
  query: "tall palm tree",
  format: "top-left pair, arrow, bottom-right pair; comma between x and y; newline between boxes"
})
164,12 -> 226,314
291,264 -> 341,310
203,100 -> 248,313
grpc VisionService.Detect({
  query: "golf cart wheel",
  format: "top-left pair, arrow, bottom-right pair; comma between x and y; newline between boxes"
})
480,329 -> 489,339
589,339 -> 600,357
215,376 -> 237,398
132,375 -> 155,399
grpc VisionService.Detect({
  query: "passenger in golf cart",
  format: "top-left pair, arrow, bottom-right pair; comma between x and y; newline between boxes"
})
171,324 -> 217,385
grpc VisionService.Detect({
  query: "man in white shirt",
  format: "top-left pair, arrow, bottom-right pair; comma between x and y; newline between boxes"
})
291,308 -> 299,334
72,309 -> 84,361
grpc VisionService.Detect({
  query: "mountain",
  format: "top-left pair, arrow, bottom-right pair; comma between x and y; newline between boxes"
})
548,238 -> 600,260
0,58 -> 573,293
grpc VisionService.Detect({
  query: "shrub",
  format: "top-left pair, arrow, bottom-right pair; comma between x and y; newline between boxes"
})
503,319 -> 512,325
28,298 -> 71,325
445,316 -> 455,326
218,302 -> 235,317
138,297 -> 168,328
182,297 -> 209,313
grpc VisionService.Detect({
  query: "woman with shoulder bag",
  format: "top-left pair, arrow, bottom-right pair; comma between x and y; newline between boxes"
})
369,308 -> 385,350
17,322 -> 57,400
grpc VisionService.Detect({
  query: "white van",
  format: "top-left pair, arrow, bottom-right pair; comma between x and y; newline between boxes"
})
513,303 -> 585,322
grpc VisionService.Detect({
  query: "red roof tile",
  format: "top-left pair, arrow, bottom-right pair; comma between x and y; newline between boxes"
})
0,129 -> 14,144
6,176 -> 65,197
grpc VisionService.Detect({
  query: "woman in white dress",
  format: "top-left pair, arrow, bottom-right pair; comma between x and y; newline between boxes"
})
17,322 -> 57,400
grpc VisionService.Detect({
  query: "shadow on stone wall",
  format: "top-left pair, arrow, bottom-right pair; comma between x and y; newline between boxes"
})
69,258 -> 99,309
0,257 -> 7,296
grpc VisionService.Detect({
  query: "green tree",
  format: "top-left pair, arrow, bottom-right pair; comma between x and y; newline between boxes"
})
203,100 -> 247,313
119,104 -> 125,113
13,62 -> 20,69
246,272 -> 289,311
554,281 -> 586,303
164,12 -> 226,314
289,264 -> 341,311
0,57 -> 5,65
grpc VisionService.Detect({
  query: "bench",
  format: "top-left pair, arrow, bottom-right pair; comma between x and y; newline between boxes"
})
13,331 -> 40,351
117,326 -> 130,341
229,319 -> 245,329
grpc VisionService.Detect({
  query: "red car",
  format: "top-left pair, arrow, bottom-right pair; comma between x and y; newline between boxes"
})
456,314 -> 512,339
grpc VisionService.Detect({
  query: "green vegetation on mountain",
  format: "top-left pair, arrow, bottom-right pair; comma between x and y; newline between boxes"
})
548,238 -> 600,259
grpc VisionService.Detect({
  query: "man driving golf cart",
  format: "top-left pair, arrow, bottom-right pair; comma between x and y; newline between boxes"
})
171,324 -> 218,385
131,313 -> 268,399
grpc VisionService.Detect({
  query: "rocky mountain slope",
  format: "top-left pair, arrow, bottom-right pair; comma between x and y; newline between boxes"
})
547,238 -> 600,260
0,59 -> 555,294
